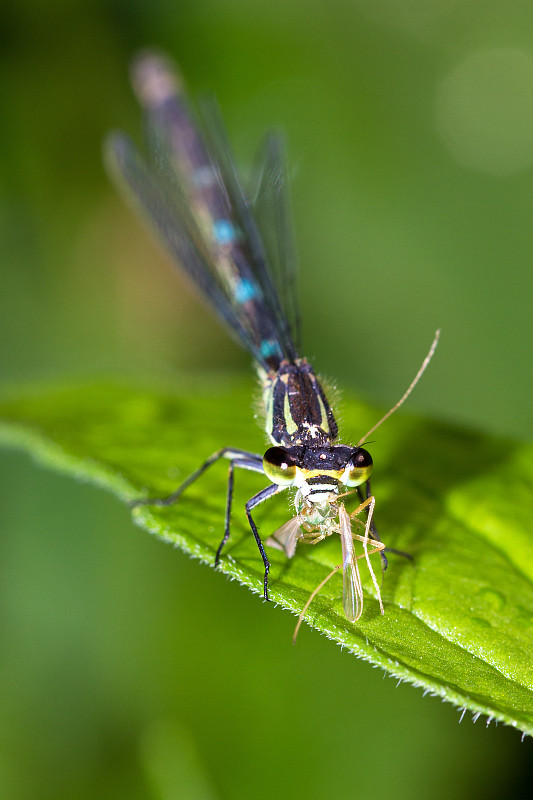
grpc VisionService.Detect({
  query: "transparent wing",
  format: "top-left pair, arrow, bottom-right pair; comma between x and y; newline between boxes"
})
339,505 -> 364,622
113,51 -> 298,369
198,97 -> 299,360
104,131 -> 255,354
251,134 -> 301,350
106,52 -> 303,369
265,515 -> 301,558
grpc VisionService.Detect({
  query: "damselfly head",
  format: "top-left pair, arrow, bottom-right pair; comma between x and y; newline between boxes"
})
262,444 -> 373,491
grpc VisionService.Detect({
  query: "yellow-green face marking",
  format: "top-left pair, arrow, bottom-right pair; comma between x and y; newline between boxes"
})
263,444 -> 373,496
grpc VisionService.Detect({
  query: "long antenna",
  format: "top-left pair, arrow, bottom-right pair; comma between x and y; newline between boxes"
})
357,329 -> 440,447
293,566 -> 340,644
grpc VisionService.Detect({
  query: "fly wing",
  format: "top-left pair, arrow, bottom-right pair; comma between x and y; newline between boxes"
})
265,516 -> 301,558
339,505 -> 364,622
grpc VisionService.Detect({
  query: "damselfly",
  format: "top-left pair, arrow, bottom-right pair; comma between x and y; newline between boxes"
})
105,52 -> 438,623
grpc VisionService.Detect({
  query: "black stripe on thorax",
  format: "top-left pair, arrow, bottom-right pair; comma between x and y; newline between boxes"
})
265,359 -> 338,446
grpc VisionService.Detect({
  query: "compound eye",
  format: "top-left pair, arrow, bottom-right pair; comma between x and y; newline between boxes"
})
345,448 -> 373,487
263,447 -> 298,486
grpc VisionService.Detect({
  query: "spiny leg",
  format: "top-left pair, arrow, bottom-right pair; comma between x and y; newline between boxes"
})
214,455 -> 282,568
245,483 -> 284,601
215,459 -> 235,567
349,496 -> 384,614
129,447 -> 278,585
205,454 -> 268,569
130,447 -> 263,508
357,480 -> 412,567
357,480 -> 388,571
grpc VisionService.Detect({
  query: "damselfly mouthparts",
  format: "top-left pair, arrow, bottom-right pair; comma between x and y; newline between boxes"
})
105,52 -> 438,623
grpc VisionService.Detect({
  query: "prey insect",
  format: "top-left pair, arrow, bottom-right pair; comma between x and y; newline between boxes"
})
105,51 -> 438,624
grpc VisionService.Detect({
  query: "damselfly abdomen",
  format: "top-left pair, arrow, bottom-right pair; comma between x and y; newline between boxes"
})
106,52 -> 436,623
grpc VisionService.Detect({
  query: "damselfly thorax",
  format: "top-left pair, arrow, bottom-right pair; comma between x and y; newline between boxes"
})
260,358 -> 337,446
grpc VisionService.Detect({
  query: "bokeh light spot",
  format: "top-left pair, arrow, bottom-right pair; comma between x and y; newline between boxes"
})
436,48 -> 533,175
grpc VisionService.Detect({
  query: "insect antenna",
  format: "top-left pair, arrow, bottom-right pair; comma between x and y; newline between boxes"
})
357,329 -> 440,446
293,566 -> 341,644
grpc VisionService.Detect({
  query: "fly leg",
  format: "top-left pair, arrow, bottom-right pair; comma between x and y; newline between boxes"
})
348,496 -> 384,614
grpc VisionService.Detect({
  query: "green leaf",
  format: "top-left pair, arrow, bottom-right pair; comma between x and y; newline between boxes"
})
1,379 -> 532,734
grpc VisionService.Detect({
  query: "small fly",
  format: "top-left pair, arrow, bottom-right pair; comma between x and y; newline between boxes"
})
105,52 -> 438,624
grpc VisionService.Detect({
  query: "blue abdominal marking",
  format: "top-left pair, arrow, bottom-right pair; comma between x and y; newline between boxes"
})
260,339 -> 282,359
234,278 -> 259,304
213,218 -> 237,245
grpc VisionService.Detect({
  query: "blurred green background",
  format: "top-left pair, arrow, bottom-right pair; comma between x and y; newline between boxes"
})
1,1 -> 533,798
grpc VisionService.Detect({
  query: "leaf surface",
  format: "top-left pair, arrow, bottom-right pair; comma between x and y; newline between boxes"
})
1,379 -> 532,734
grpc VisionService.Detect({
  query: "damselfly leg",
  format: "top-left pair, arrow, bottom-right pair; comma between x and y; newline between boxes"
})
132,448 -> 285,600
